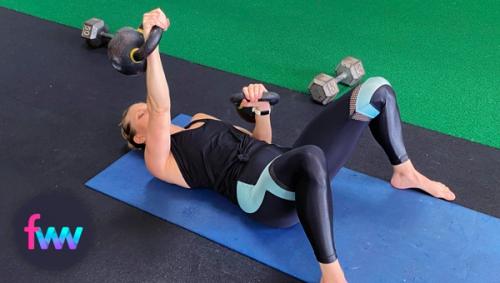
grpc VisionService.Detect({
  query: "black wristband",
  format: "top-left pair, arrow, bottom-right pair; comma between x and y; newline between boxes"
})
253,107 -> 271,116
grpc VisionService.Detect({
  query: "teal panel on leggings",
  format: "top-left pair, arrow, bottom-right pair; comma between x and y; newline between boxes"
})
237,157 -> 295,214
356,77 -> 392,118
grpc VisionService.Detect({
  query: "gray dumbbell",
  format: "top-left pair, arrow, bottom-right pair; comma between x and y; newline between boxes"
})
81,18 -> 114,48
309,56 -> 365,105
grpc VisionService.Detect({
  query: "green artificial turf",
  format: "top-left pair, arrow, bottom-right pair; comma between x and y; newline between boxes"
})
1,0 -> 499,148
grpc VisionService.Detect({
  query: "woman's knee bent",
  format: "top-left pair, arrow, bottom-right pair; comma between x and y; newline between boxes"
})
350,76 -> 397,121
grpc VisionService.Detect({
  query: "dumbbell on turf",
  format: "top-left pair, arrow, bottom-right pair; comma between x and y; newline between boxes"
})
309,56 -> 365,105
81,18 -> 113,48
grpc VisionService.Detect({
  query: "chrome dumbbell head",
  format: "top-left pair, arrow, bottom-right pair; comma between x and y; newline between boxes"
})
335,56 -> 365,86
81,18 -> 110,48
309,73 -> 340,105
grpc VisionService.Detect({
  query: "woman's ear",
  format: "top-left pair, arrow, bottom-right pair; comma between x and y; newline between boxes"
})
133,134 -> 146,145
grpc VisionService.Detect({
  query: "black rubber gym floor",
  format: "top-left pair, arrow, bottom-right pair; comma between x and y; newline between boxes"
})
1,8 -> 499,282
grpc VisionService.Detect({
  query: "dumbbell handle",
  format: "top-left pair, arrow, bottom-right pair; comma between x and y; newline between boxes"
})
100,31 -> 114,40
333,71 -> 348,84
230,92 -> 280,106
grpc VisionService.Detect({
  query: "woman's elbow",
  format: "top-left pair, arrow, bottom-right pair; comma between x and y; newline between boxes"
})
254,133 -> 272,144
261,134 -> 272,144
146,162 -> 163,179
145,154 -> 169,179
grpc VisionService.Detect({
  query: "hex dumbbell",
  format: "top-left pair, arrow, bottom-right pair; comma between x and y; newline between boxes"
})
81,18 -> 114,48
309,56 -> 365,105
230,92 -> 280,123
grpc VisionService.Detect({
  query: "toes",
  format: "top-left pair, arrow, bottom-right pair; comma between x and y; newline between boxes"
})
440,184 -> 456,201
447,190 -> 456,201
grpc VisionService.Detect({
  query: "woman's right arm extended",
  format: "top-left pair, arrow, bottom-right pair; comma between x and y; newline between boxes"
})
141,9 -> 171,178
144,47 -> 171,178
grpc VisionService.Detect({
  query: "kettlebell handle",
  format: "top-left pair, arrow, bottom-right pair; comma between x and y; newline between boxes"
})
133,25 -> 163,62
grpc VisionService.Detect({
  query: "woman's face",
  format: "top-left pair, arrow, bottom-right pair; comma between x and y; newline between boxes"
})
126,102 -> 149,143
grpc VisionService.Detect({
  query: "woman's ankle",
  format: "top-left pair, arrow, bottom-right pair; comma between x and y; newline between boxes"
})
319,260 -> 347,283
392,159 -> 415,175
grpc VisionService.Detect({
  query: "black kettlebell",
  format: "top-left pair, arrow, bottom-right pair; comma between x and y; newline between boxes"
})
107,25 -> 163,75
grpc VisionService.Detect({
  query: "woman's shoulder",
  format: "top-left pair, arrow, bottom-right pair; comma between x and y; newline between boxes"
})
191,112 -> 220,121
191,112 -> 252,136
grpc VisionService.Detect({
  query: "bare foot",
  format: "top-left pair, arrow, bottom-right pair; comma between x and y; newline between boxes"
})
390,160 -> 456,201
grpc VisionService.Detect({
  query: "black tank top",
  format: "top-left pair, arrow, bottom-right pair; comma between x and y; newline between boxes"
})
170,118 -> 268,203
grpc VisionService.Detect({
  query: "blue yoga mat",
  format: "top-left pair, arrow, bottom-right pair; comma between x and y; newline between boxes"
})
86,114 -> 500,282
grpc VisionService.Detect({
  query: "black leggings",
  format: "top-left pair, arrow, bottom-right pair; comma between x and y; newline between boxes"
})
237,80 -> 408,263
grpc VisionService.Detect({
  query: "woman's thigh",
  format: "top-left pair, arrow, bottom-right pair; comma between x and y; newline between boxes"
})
293,88 -> 369,178
237,144 -> 329,228
237,144 -> 299,227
